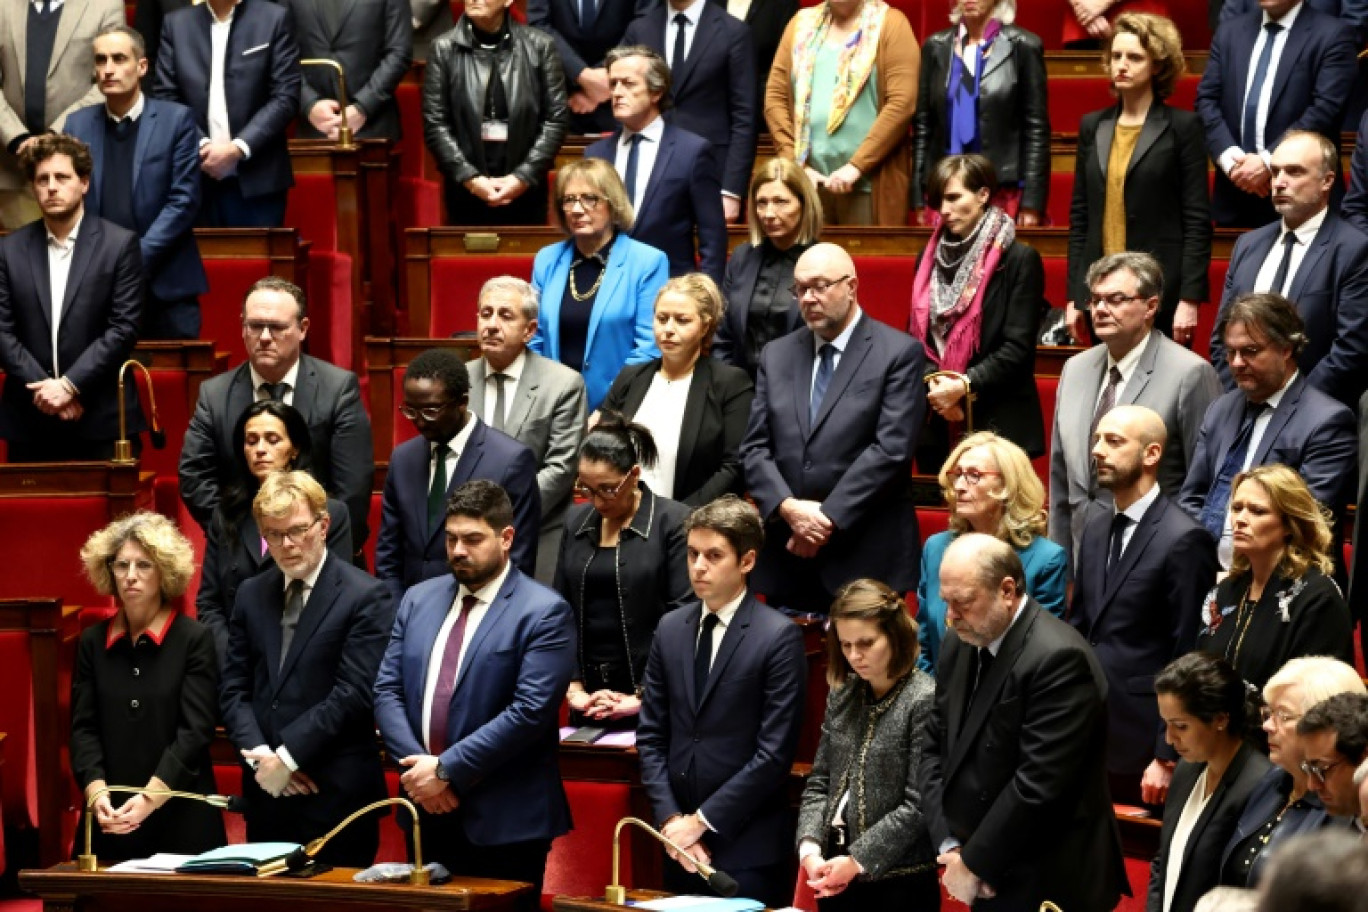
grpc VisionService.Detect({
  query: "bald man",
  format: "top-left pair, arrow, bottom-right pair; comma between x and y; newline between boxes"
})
1068,405 -> 1217,808
919,533 -> 1125,910
740,243 -> 927,613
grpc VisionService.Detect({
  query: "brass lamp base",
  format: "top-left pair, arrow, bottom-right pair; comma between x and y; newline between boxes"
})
111,439 -> 136,465
604,885 -> 627,905
77,854 -> 98,872
408,867 -> 430,886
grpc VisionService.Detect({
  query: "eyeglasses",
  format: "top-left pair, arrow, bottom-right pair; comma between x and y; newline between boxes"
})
947,468 -> 1002,486
574,473 -> 634,502
791,275 -> 852,299
561,193 -> 604,212
1260,707 -> 1301,727
1301,758 -> 1346,783
399,400 -> 457,422
108,559 -> 156,577
243,320 -> 297,337
261,515 -> 323,546
1087,292 -> 1146,309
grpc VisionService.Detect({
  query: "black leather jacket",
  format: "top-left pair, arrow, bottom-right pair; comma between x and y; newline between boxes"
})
911,24 -> 1050,212
421,16 -> 569,187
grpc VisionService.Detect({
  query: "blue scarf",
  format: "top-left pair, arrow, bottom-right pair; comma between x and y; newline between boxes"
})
946,19 -> 1001,154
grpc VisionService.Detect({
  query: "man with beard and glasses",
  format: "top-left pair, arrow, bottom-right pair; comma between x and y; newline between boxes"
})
374,479 -> 575,908
1069,405 -> 1217,809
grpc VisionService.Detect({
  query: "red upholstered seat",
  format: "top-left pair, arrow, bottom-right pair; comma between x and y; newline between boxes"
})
140,369 -> 193,480
428,255 -> 536,337
850,256 -> 916,330
214,764 -> 246,844
0,497 -> 118,608
1045,172 -> 1074,227
201,258 -> 269,367
543,780 -> 637,899
398,176 -> 445,231
283,175 -> 354,368
363,491 -> 384,572
1034,374 -> 1060,483
917,507 -> 951,544
1198,259 -> 1230,362
1048,75 -> 1200,135
1014,4 -> 1066,49
0,633 -> 37,832
1042,256 -> 1069,309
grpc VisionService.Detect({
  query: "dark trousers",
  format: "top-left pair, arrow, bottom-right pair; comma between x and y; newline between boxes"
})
412,810 -> 550,912
143,294 -> 201,340
662,857 -> 791,909
816,870 -> 941,911
443,180 -> 548,227
198,175 -> 287,228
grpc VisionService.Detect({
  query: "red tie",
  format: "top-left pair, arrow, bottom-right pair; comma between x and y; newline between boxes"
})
427,595 -> 477,755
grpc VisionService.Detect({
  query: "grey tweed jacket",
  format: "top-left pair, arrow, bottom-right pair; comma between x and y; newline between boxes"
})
796,669 -> 937,879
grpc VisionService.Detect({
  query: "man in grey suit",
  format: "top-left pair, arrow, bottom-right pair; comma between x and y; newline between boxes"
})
466,276 -> 587,583
0,0 -> 124,228
1049,251 -> 1222,574
179,276 -> 376,555
285,0 -> 411,141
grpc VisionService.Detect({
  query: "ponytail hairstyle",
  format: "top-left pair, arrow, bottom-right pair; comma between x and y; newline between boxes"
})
579,409 -> 659,473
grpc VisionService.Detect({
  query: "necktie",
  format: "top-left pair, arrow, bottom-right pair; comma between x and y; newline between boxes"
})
1107,512 -> 1131,575
280,579 -> 304,671
259,382 -> 287,402
490,373 -> 509,432
1242,22 -> 1284,153
963,647 -> 994,726
428,442 -> 450,531
1269,231 -> 1298,296
694,611 -> 719,706
1199,401 -> 1268,539
579,0 -> 595,28
1090,365 -> 1123,444
810,343 -> 835,423
427,595 -> 477,754
672,13 -> 689,74
623,133 -> 643,206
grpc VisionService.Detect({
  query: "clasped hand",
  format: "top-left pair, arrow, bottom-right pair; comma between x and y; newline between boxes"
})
938,850 -> 996,905
803,853 -> 860,899
782,499 -> 832,559
571,688 -> 641,720
399,754 -> 460,815
661,813 -> 710,873
926,374 -> 968,421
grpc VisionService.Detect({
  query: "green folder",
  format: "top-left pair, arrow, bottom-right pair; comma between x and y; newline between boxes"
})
175,842 -> 301,877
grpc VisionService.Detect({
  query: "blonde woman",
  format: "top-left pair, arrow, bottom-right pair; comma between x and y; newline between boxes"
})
916,430 -> 1066,672
70,512 -> 225,860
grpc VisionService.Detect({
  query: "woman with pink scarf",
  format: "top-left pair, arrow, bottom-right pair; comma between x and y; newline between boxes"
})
908,153 -> 1045,470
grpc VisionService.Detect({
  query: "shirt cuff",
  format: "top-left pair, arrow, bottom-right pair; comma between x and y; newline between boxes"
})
276,746 -> 299,772
939,837 -> 962,855
1259,150 -> 1272,170
1218,147 -> 1243,175
722,191 -> 740,200
233,138 -> 252,160
199,137 -> 211,149
798,839 -> 823,861
696,809 -> 716,833
246,744 -> 269,770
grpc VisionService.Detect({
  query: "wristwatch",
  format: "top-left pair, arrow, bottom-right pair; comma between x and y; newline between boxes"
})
435,760 -> 450,782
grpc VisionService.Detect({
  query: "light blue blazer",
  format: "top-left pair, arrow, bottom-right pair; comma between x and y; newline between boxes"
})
529,233 -> 667,410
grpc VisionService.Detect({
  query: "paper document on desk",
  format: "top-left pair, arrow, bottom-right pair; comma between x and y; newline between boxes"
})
106,854 -> 195,873
631,898 -> 764,911
176,842 -> 301,876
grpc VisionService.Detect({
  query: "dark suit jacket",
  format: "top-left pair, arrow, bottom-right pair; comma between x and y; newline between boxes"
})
912,24 -> 1051,213
1221,0 -> 1368,44
601,357 -> 754,505
219,554 -> 394,843
636,593 -> 807,871
179,356 -> 374,547
741,312 -> 927,597
707,0 -> 794,107
1147,746 -> 1273,912
152,0 -> 302,199
1195,6 -> 1357,227
919,600 -> 1127,912
1179,376 -> 1358,524
1352,388 -> 1368,622
1068,103 -> 1212,329
135,0 -> 194,83
913,240 -> 1045,458
586,123 -> 728,285
1209,211 -> 1368,406
712,240 -> 805,378
373,566 -> 576,846
622,4 -> 756,197
0,216 -> 144,443
65,98 -> 208,302
1069,493 -> 1217,777
527,0 -> 653,131
375,418 -> 541,606
285,0 -> 412,140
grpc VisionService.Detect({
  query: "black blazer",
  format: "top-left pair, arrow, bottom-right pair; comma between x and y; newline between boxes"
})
1147,746 -> 1273,912
601,357 -> 754,505
913,239 -> 1046,458
220,555 -> 395,861
1068,103 -> 1212,332
1069,492 -> 1217,777
919,600 -> 1127,911
707,0 -> 796,115
713,240 -> 806,379
912,25 -> 1051,212
0,216 -> 144,443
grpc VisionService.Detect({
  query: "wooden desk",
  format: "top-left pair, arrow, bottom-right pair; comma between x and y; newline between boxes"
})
20,863 -> 531,912
553,892 -> 776,911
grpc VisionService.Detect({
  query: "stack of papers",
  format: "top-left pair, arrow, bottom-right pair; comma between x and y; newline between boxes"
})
631,898 -> 764,911
106,854 -> 194,873
174,842 -> 301,877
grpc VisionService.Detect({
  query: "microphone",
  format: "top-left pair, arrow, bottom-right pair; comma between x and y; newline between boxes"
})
113,358 -> 165,465
78,785 -> 245,871
603,816 -> 739,905
283,797 -> 430,885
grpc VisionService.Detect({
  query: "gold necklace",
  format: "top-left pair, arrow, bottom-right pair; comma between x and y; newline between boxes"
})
569,260 -> 606,302
1227,590 -> 1258,667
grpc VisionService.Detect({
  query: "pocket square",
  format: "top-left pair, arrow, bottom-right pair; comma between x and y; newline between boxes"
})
242,42 -> 271,56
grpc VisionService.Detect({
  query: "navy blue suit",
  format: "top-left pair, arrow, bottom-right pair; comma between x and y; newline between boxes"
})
1221,0 -> 1368,43
219,554 -> 394,866
740,312 -> 926,612
1179,376 -> 1357,525
373,566 -> 575,847
1195,5 -> 1357,227
527,0 -> 653,132
375,418 -> 542,606
1209,212 -> 1368,406
1068,492 -> 1217,784
586,123 -> 727,285
64,99 -> 208,310
152,0 -> 301,223
636,593 -> 806,905
621,4 -> 756,197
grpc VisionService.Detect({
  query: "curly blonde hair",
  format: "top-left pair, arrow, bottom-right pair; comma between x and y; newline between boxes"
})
1104,12 -> 1187,101
1227,465 -> 1335,580
80,511 -> 195,601
939,431 -> 1046,549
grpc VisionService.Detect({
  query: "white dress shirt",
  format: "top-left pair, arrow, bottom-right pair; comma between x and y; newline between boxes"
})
429,413 -> 480,491
1253,208 -> 1326,296
696,588 -> 745,669
664,0 -> 705,65
249,359 -> 301,406
725,0 -> 751,20
106,91 -> 145,124
614,115 -> 666,206
46,213 -> 83,375
1096,330 -> 1152,413
421,558 -> 513,752
206,1 -> 251,164
482,351 -> 525,429
635,370 -> 693,499
1163,769 -> 1214,912
1216,371 -> 1298,568
1219,3 -> 1302,173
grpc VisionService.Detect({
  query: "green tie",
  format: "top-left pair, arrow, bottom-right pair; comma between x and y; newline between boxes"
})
428,442 -> 450,530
